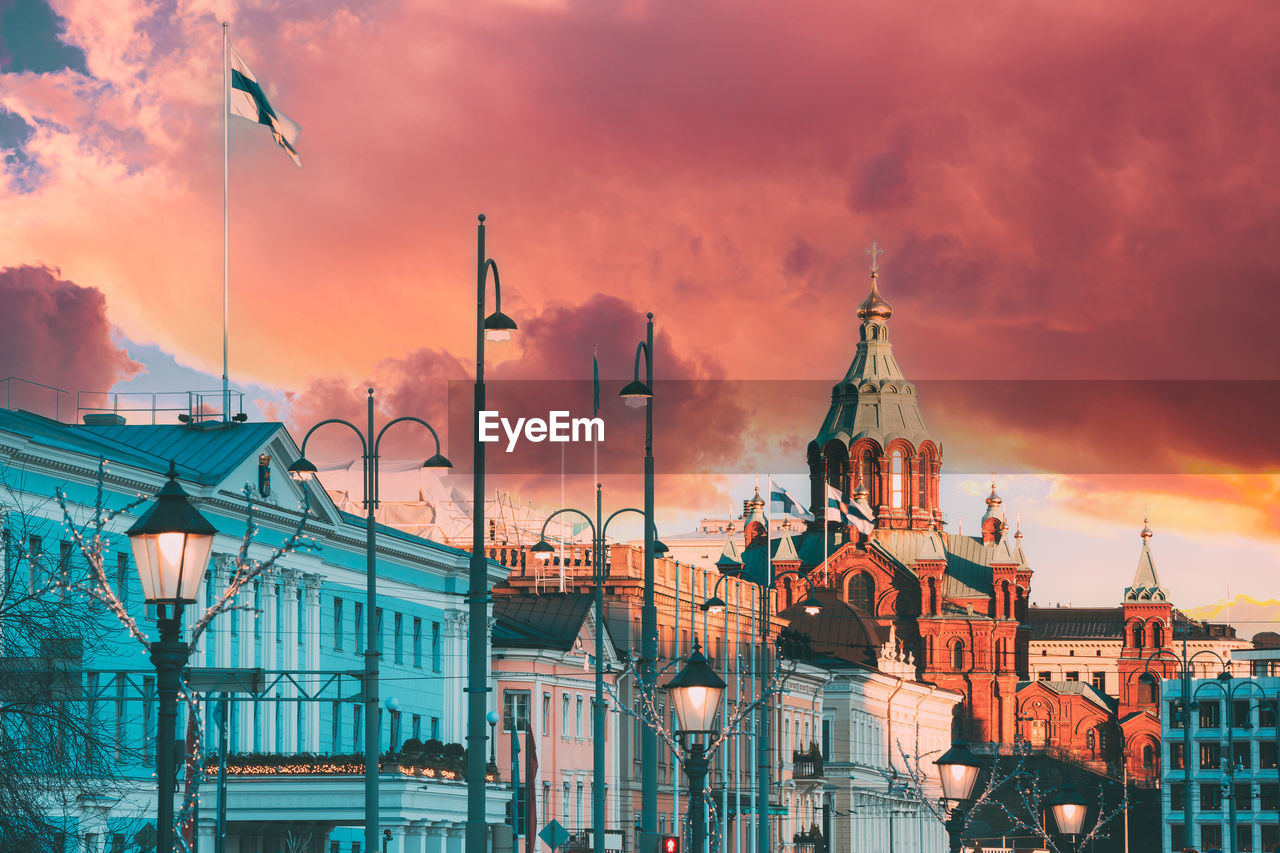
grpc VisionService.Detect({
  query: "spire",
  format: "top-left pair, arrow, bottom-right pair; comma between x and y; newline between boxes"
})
1124,518 -> 1167,601
715,534 -> 744,573
982,478 -> 1004,520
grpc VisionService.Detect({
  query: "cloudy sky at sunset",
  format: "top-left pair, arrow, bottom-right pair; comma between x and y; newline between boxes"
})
2,0 -> 1277,632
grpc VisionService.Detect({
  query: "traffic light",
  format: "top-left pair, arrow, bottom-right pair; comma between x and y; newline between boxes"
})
660,836 -> 680,853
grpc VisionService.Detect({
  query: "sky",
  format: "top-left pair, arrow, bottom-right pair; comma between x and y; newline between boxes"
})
1,0 -> 1278,633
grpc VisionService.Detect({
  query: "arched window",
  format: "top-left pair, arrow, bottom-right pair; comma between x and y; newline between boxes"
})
1137,672 -> 1158,705
1152,621 -> 1165,647
890,450 -> 904,508
1131,622 -> 1144,649
994,639 -> 1004,672
860,450 -> 877,504
1142,743 -> 1155,769
1086,728 -> 1096,755
825,450 -> 848,494
951,639 -> 965,671
849,572 -> 875,614
917,451 -> 929,509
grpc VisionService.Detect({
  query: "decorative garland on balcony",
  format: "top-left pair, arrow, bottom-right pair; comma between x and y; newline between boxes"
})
202,741 -> 499,783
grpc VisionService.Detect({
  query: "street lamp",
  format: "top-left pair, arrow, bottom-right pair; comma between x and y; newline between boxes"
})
619,312 -> 661,853
531,489 -> 663,853
127,461 -> 217,853
487,710 -> 500,765
934,740 -> 982,853
289,389 -> 451,853
664,643 -> 727,853
469,213 -> 518,853
1048,783 -> 1088,852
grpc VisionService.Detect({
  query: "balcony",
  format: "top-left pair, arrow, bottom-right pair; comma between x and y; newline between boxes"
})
791,748 -> 824,780
793,827 -> 826,853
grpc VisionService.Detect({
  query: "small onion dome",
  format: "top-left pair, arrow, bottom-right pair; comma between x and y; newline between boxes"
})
857,272 -> 894,322
1140,517 -> 1153,542
853,480 -> 870,501
748,484 -> 765,510
985,481 -> 1003,508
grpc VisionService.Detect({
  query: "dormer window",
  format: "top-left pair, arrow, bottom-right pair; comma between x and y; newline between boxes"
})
890,450 -> 904,508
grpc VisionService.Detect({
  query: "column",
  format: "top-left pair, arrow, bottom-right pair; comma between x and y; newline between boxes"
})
238,566 -> 256,753
444,611 -> 469,744
280,567 -> 300,753
214,554 -> 235,668
260,569 -> 278,752
304,572 -> 324,751
445,825 -> 466,853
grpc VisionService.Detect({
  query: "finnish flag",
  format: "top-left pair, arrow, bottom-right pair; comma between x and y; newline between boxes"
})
769,480 -> 814,522
826,483 -> 875,535
230,46 -> 302,166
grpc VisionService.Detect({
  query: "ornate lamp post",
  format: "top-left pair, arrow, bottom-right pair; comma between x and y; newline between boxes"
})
468,213 -> 518,853
289,389 -> 451,853
618,313 -> 659,853
1048,782 -> 1088,853
127,462 -> 217,853
664,643 -> 727,853
532,490 -> 666,853
934,740 -> 982,853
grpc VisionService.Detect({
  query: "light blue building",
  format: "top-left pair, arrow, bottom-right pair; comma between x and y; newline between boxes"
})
1159,648 -> 1280,853
0,407 -> 507,853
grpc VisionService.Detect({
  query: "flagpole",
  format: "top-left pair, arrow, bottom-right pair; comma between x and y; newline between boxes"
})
221,21 -> 230,422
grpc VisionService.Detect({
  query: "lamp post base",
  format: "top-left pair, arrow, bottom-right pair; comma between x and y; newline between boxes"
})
151,613 -> 191,853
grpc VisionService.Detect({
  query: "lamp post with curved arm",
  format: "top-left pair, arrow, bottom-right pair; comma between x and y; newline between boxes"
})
618,313 -> 659,852
531,486 -> 667,853
701,555 -> 822,851
467,214 -> 519,853
1188,671 -> 1268,853
1141,637 -> 1229,850
288,388 -> 451,853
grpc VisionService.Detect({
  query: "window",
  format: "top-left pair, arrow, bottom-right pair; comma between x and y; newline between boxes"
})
1130,622 -> 1143,649
563,782 -> 570,824
1169,742 -> 1185,770
1038,671 -> 1051,681
354,603 -> 365,655
1201,824 -> 1222,849
951,640 -> 965,671
1199,742 -> 1221,770
1234,740 -> 1252,768
413,618 -> 422,668
389,711 -> 401,751
333,598 -> 344,651
504,690 -> 530,732
431,621 -> 441,671
575,695 -> 584,737
116,553 -> 129,604
1136,672 -> 1158,704
890,450 -> 903,508
562,694 -> 570,736
353,704 -> 363,751
375,608 -> 384,654
1170,699 -> 1186,728
542,693 -> 551,736
821,718 -> 831,760
332,702 -> 342,752
859,450 -> 876,505
1239,824 -> 1254,852
576,781 -> 584,828
27,535 -> 41,590
1261,741 -> 1278,769
917,451 -> 929,508
1260,700 -> 1278,728
1260,782 -> 1279,811
1170,782 -> 1185,811
1264,824 -> 1280,853
1065,671 -> 1079,682
1170,825 -> 1185,852
1233,699 -> 1252,728
849,572 -> 874,614
430,717 -> 440,740
1200,782 -> 1222,811
1091,672 -> 1106,692
1199,699 -> 1221,728
1235,782 -> 1252,811
393,613 -> 403,665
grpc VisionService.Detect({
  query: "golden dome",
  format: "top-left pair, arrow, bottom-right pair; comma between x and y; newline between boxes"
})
856,272 -> 893,322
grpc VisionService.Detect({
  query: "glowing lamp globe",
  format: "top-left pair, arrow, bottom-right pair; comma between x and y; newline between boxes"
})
1049,783 -> 1088,836
801,592 -> 823,616
530,539 -> 555,563
663,646 -> 726,734
934,740 -> 982,803
619,379 -> 653,408
484,311 -> 517,343
126,462 -> 216,605
703,596 -> 727,616
287,457 -> 318,480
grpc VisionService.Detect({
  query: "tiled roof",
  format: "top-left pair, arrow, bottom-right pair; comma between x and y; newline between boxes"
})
1018,679 -> 1118,713
874,530 -> 1016,600
492,593 -> 593,651
1026,607 -> 1124,640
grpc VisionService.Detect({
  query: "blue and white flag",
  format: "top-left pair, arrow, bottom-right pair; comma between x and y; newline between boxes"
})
826,483 -> 875,535
592,345 -> 600,417
230,46 -> 301,166
769,480 -> 814,521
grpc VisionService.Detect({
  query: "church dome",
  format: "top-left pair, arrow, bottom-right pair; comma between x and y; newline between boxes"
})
856,272 -> 893,322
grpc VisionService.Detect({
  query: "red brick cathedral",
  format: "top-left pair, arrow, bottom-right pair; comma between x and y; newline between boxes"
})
751,261 -> 1246,782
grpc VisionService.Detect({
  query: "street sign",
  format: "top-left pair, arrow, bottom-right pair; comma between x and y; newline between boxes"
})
539,820 -> 570,851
